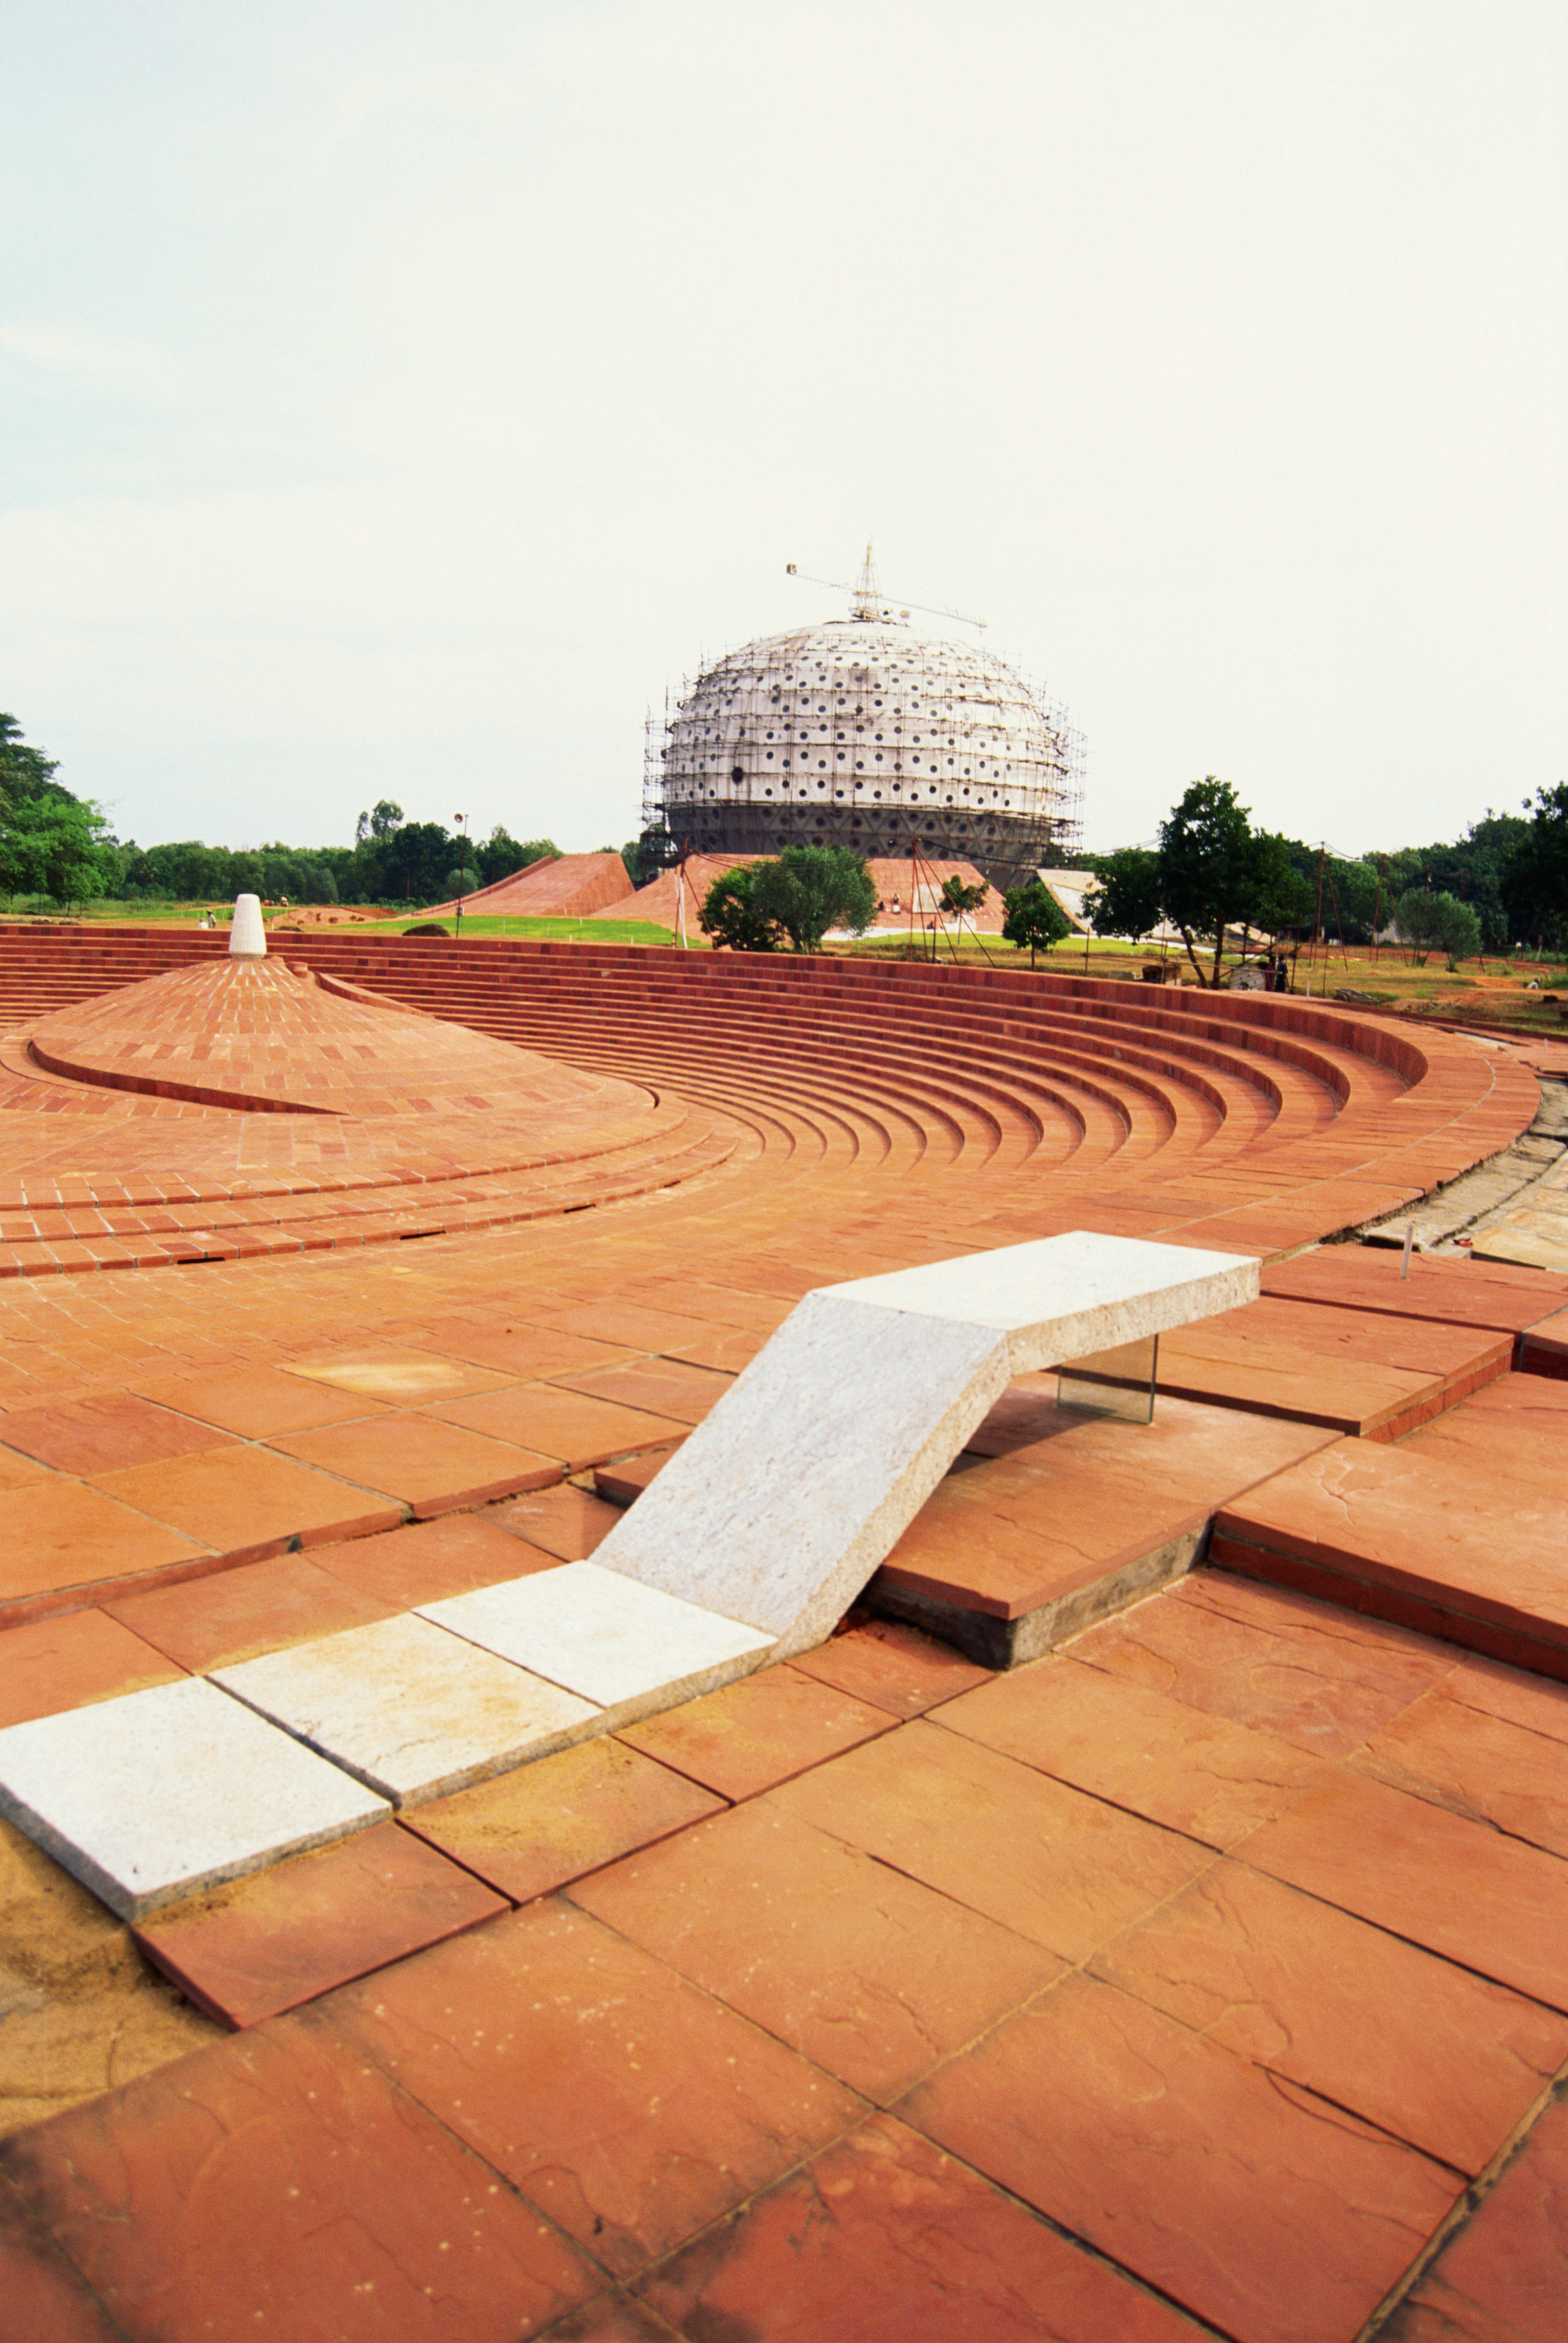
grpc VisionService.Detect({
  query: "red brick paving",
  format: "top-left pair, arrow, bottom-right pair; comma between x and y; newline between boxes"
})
0,935 -> 1564,2336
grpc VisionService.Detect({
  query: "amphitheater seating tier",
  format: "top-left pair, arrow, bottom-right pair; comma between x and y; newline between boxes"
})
0,928 -> 1539,1279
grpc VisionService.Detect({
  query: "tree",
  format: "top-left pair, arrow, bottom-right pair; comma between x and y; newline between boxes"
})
622,826 -> 677,887
1504,784 -> 1568,953
0,792 -> 112,903
940,875 -> 989,921
1002,880 -> 1070,966
1087,848 -> 1163,944
1157,778 -> 1300,985
355,800 -> 404,845
0,714 -> 115,903
0,712 -> 64,807
749,846 -> 877,954
699,864 -> 779,952
1395,886 -> 1483,968
477,828 -> 555,886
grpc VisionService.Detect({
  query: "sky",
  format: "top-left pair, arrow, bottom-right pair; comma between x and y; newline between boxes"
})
1,0 -> 1563,862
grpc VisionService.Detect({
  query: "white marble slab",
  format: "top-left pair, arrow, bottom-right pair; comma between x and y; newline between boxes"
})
823,1231 -> 1259,1371
592,1231 -> 1259,1657
0,1676 -> 387,1920
419,1561 -> 775,1724
212,1614 -> 601,1807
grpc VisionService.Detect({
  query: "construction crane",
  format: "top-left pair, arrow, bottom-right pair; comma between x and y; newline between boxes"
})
786,543 -> 986,630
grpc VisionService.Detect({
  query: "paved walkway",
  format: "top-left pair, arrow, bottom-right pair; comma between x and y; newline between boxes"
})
0,942 -> 1564,2338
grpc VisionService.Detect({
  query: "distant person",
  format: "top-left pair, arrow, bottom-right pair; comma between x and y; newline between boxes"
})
1273,956 -> 1289,992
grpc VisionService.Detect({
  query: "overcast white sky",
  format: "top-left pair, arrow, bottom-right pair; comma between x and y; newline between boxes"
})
2,0 -> 1563,860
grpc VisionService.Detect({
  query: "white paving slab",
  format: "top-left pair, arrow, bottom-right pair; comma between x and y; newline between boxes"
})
0,1676 -> 387,1920
419,1561 -> 775,1724
212,1614 -> 601,1807
592,1230 -> 1260,1656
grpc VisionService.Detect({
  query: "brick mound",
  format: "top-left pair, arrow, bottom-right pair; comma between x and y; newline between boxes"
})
0,951 -> 740,1273
26,958 -> 626,1118
422,852 -> 633,920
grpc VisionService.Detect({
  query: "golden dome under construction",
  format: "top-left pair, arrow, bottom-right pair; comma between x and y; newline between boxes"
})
644,554 -> 1083,890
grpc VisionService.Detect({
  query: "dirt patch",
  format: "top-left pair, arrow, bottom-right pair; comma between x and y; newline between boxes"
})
0,1817 -> 218,2136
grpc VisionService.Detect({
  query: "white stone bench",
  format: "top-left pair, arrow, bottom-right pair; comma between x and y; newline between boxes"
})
592,1230 -> 1259,1655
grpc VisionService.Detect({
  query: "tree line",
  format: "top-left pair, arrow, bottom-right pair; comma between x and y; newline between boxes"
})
1085,777 -> 1568,980
0,731 -> 567,908
3,713 -> 1563,959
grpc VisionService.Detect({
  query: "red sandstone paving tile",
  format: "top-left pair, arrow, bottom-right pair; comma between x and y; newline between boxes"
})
308,1508 -> 562,1608
402,1736 -> 725,1903
404,1317 -> 642,1380
550,1356 -> 734,1425
789,1613 -> 993,1718
617,1276 -> 797,1332
900,1970 -> 1460,2343
279,1339 -> 519,1402
132,1820 -> 508,2029
656,1324 -> 765,1372
0,1442 -> 56,1492
129,1361 -> 396,1436
1399,1372 -> 1568,1485
528,1300 -> 729,1354
934,1654 -> 1326,1849
1447,1652 -> 1568,1747
0,1389 -> 236,1475
1390,2094 -> 1568,2343
882,1398 -> 1337,1619
269,1413 -> 560,1515
490,1481 -> 625,1561
0,1477 -> 206,1605
91,1445 -> 402,1561
570,1800 -> 1059,2106
1154,1299 -> 1509,1436
323,1900 -> 865,2279
1241,1770 -> 1568,2009
100,1551 -> 399,1672
1352,1685 -> 1568,1858
1069,1572 -> 1459,1757
1263,1248 -> 1568,1334
615,1665 -> 896,1802
429,1384 -> 691,1469
533,2299 -> 673,2342
637,2112 -> 1204,2343
593,1448 -> 680,1505
1522,1302 -> 1568,1373
1089,1859 -> 1568,2178
0,1605 -> 183,1726
0,2180 -> 123,2343
1214,1440 -> 1568,1642
0,2008 -> 596,2341
765,1718 -> 1211,1961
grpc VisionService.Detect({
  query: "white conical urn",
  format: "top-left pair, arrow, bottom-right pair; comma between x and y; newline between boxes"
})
229,895 -> 267,958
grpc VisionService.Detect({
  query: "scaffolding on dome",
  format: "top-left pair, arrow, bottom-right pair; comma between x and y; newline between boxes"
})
642,592 -> 1083,894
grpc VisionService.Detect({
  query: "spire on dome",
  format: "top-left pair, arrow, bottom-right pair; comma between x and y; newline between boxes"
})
850,542 -> 882,621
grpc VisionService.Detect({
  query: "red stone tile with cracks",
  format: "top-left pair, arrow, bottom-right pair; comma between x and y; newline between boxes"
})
900,1969 -> 1462,2343
637,2112 -> 1206,2343
0,2010 -> 601,2342
321,1898 -> 865,2279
